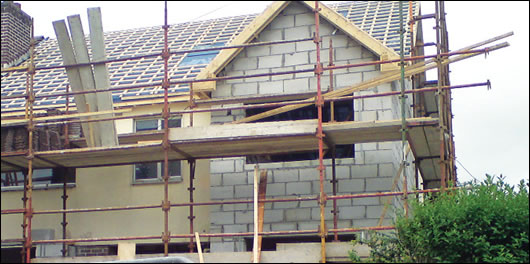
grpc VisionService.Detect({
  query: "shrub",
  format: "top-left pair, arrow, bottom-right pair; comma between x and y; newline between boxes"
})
350,174 -> 529,263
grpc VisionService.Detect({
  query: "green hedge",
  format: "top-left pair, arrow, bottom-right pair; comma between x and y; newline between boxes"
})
350,175 -> 529,263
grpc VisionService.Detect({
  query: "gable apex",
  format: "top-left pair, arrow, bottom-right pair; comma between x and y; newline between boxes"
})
194,1 -> 400,92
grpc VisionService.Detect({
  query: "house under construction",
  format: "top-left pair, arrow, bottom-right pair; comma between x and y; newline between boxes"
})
1,1 -> 510,263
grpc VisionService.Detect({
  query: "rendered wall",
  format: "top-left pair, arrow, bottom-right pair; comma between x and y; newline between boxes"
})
208,2 -> 416,252
1,102 -> 211,249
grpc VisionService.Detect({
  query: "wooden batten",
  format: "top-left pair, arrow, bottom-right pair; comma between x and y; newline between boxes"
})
88,7 -> 119,147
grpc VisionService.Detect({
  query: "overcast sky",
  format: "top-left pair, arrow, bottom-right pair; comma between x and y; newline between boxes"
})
17,1 -> 529,188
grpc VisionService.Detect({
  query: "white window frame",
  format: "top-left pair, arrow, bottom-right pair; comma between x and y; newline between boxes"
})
133,117 -> 183,184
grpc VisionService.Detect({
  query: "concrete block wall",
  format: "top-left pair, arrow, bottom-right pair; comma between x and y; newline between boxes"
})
208,2 -> 417,252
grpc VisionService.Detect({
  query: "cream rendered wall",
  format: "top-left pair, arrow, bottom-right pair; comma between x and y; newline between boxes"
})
1,102 -> 211,245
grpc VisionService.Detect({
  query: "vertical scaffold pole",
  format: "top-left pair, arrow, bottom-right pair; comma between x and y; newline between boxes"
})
328,38 -> 339,242
161,0 -> 171,256
24,18 -> 36,263
434,1 -> 447,188
312,1 -> 327,262
188,83 -> 196,253
61,84 -> 70,257
399,1 -> 409,217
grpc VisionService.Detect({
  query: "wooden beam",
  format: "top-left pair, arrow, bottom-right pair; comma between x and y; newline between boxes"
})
194,232 -> 204,263
52,20 -> 94,147
67,14 -> 102,147
256,169 -> 268,263
88,7 -> 119,147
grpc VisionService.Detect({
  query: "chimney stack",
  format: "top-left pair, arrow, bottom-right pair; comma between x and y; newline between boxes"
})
1,1 -> 32,67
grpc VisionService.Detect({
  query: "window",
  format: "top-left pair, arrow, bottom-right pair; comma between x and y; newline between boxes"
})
1,167 -> 76,190
133,117 -> 182,183
179,42 -> 225,66
245,100 -> 355,163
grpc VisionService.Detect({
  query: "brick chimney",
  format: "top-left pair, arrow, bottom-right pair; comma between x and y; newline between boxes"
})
1,1 -> 32,67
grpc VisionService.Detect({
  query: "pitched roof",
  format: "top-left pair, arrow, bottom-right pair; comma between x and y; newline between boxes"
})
1,1 -> 419,112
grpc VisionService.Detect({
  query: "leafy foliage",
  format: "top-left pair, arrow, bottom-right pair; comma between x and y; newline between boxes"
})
349,175 -> 529,263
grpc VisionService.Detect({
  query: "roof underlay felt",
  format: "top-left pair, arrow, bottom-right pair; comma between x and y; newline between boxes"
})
1,1 -> 419,112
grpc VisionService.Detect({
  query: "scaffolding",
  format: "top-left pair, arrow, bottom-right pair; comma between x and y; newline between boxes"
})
0,1 -> 510,263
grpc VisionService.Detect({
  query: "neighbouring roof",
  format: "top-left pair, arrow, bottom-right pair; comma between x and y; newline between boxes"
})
1,1 -> 419,112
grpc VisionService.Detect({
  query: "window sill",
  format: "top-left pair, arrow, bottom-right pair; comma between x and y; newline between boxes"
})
1,183 -> 76,192
132,176 -> 183,185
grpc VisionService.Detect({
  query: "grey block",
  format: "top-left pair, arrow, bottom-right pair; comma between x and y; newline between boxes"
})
232,57 -> 257,71
378,163 -> 396,177
365,177 -> 393,192
223,172 -> 247,185
210,173 -> 222,186
270,14 -> 294,29
351,164 -> 378,178
259,28 -> 283,41
211,186 -> 234,200
264,209 -> 284,222
211,211 -> 235,225
245,69 -> 270,82
285,208 -> 311,221
366,205 -> 385,219
284,51 -> 308,66
258,55 -> 283,68
299,167 -> 319,181
224,224 -> 248,234
211,159 -> 235,174
364,150 -> 395,164
283,1 -> 309,15
267,182 -> 286,196
211,83 -> 232,98
286,182 -> 311,195
294,13 -> 315,26
339,206 -> 365,220
338,178 -> 365,193
298,221 -> 320,231
273,169 -> 299,182
247,45 -> 271,57
234,185 -> 252,198
210,242 -> 235,252
271,223 -> 297,231
325,165 -> 350,180
271,43 -> 295,55
335,46 -> 362,60
311,181 -> 332,194
284,78 -> 309,93
353,197 -> 382,206
294,64 -> 315,78
311,207 -> 333,221
259,80 -> 284,94
335,72 -> 362,87
235,211 -> 253,224
232,82 -> 258,96
300,200 -> 318,208
296,39 -> 316,52
273,201 -> 299,209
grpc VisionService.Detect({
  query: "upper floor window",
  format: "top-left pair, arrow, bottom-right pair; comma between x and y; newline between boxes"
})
133,117 -> 182,183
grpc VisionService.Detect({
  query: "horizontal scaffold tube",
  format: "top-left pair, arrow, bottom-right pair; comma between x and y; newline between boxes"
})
1,187 -> 454,215
1,81 -> 488,128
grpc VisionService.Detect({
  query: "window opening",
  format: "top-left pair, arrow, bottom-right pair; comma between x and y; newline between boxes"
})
245,100 -> 355,163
